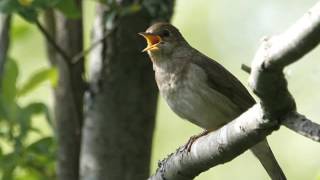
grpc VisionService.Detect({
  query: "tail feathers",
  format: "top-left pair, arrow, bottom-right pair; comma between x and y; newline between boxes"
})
250,139 -> 286,180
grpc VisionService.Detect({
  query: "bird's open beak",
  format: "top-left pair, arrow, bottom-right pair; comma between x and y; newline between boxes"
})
138,32 -> 161,52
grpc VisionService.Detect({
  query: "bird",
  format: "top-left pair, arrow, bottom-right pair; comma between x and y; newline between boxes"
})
139,22 -> 286,180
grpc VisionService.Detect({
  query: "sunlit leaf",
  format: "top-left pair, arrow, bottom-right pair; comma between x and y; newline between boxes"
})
17,67 -> 57,97
2,58 -> 18,104
18,0 -> 33,7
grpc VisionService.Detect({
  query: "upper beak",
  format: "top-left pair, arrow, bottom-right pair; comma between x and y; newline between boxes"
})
138,32 -> 161,52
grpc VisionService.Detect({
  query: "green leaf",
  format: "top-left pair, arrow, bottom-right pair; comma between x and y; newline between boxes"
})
31,0 -> 61,9
22,102 -> 53,128
16,6 -> 38,22
0,152 -> 18,179
26,137 -> 54,155
0,0 -> 19,13
2,58 -> 19,104
55,0 -> 81,19
0,0 -> 38,22
22,137 -> 56,178
17,67 -> 57,97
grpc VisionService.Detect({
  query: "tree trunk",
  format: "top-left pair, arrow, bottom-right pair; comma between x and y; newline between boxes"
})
0,14 -> 11,86
43,1 -> 85,179
80,1 -> 174,180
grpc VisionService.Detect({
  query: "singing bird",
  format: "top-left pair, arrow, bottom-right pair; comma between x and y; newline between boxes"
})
139,22 -> 286,180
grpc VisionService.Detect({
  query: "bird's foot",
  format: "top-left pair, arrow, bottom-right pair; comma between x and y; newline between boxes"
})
182,130 -> 211,152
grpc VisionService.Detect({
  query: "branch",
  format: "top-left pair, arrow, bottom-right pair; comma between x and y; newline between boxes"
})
241,64 -> 320,142
283,112 -> 320,142
0,14 -> 11,78
149,1 -> 320,179
149,105 -> 278,180
241,64 -> 251,73
71,25 -> 117,64
37,15 -> 117,65
35,19 -> 71,62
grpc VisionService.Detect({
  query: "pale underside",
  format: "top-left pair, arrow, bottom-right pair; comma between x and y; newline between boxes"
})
155,62 -> 242,130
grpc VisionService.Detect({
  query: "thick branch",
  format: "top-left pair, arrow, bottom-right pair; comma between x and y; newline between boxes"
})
149,105 -> 278,180
150,1 -> 320,179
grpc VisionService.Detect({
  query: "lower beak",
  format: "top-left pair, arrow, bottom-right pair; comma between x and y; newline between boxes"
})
138,32 -> 161,52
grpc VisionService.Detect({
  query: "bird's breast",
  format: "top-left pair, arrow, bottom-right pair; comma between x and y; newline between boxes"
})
155,63 -> 240,129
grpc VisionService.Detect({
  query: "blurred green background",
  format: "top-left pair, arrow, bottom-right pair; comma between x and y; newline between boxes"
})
8,0 -> 320,179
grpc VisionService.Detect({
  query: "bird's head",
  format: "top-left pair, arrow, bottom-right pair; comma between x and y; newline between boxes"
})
139,22 -> 186,57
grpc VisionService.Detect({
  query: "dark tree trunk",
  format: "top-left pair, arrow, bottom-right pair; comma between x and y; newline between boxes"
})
80,1 -> 174,180
43,1 -> 85,179
0,14 -> 11,86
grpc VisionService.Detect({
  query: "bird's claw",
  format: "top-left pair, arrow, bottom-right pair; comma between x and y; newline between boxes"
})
182,130 -> 211,152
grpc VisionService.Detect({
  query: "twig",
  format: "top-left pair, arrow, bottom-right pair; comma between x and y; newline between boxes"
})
241,64 -> 251,73
71,25 -> 117,64
0,14 -> 11,80
283,112 -> 320,142
35,19 -> 71,63
37,16 -> 117,65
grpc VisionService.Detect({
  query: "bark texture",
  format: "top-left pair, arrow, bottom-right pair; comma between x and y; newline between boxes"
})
149,1 -> 320,179
0,14 -> 11,85
80,1 -> 174,180
43,2 -> 85,180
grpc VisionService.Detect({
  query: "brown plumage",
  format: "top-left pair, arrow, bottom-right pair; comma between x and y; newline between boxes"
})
140,22 -> 286,180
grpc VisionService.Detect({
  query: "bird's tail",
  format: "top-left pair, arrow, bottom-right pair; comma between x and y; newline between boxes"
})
250,139 -> 286,180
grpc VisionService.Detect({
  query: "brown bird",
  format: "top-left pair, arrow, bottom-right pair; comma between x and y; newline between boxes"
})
139,22 -> 285,180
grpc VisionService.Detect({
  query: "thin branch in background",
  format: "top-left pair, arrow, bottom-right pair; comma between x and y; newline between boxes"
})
0,14 -> 11,79
37,15 -> 117,65
35,19 -> 71,63
71,25 -> 117,64
241,64 -> 251,73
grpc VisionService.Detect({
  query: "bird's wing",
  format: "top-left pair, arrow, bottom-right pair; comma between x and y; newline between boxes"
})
191,50 -> 255,111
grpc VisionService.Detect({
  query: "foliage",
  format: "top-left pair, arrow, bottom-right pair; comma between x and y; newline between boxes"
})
0,0 -> 81,22
0,58 -> 57,180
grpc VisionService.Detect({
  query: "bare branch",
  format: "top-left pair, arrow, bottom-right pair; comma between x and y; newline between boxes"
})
71,25 -> 117,64
242,63 -> 320,142
249,1 -> 320,117
241,64 -> 251,73
283,112 -> 320,142
35,19 -> 72,62
37,15 -> 116,66
149,105 -> 278,180
149,1 -> 320,179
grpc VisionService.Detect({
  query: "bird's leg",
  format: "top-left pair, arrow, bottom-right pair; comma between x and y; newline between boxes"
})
183,129 -> 213,152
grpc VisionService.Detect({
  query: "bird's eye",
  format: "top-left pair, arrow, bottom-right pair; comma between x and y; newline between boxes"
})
161,29 -> 170,37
